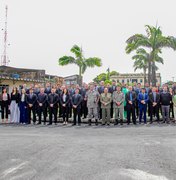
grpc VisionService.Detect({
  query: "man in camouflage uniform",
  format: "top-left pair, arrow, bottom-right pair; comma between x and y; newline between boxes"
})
100,88 -> 112,125
113,86 -> 125,125
85,85 -> 100,126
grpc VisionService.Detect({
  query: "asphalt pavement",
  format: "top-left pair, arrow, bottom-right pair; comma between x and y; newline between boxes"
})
0,123 -> 176,180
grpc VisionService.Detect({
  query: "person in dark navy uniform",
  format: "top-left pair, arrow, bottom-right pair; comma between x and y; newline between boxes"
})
47,87 -> 59,125
37,87 -> 48,125
26,88 -> 37,124
60,87 -> 70,125
81,84 -> 89,119
149,87 -> 160,123
71,88 -> 82,126
125,86 -> 137,125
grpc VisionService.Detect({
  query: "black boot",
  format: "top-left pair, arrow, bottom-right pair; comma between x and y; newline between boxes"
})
95,119 -> 98,126
114,119 -> 118,126
88,119 -> 91,126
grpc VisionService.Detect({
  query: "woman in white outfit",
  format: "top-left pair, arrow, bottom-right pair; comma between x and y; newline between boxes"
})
10,87 -> 20,123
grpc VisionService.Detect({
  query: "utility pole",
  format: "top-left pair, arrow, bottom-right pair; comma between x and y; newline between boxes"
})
1,5 -> 10,66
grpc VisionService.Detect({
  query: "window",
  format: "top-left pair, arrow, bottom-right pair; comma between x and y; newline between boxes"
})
132,79 -> 137,83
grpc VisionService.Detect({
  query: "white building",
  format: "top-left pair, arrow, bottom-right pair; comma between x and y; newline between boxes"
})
110,73 -> 161,86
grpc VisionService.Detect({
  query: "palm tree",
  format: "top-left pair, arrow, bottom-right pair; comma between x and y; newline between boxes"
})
126,25 -> 176,86
132,48 -> 164,85
132,48 -> 148,85
59,45 -> 102,85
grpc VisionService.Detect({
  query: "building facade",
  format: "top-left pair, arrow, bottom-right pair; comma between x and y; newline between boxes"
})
45,74 -> 64,86
63,75 -> 81,87
0,66 -> 81,93
110,73 -> 161,86
0,66 -> 64,93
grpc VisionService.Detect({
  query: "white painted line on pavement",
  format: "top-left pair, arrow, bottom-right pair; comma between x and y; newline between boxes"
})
119,169 -> 169,180
2,162 -> 28,178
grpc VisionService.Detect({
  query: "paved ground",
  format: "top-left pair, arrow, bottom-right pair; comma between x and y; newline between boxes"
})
0,123 -> 176,180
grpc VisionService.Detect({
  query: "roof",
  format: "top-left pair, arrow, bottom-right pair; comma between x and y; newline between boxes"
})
64,74 -> 79,79
0,65 -> 45,73
45,74 -> 63,78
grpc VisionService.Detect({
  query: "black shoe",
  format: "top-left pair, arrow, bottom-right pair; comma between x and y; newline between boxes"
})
47,123 -> 52,125
107,124 -> 110,126
88,119 -> 91,126
114,119 -> 118,125
120,120 -> 123,125
95,120 -> 98,126
72,124 -> 76,126
101,124 -> 105,126
37,122 -> 41,125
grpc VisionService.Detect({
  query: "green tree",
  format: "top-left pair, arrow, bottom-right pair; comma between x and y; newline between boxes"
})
126,25 -> 176,86
93,70 -> 119,84
93,73 -> 107,84
59,45 -> 102,85
110,71 -> 119,76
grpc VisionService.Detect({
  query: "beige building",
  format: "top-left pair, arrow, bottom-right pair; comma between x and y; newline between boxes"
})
0,66 -> 82,93
110,73 -> 161,86
63,75 -> 81,87
0,66 -> 63,93
45,74 -> 64,86
0,76 -> 45,93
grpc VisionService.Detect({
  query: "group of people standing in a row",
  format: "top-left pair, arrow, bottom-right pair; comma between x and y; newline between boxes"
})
0,81 -> 176,126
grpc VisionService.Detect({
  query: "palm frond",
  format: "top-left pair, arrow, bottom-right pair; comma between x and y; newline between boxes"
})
70,45 -> 83,57
126,34 -> 151,54
155,55 -> 164,64
85,57 -> 102,67
58,56 -> 76,66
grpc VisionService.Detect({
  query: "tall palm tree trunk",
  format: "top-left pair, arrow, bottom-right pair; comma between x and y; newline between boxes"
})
152,62 -> 156,86
78,66 -> 82,86
148,60 -> 151,85
143,67 -> 147,85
